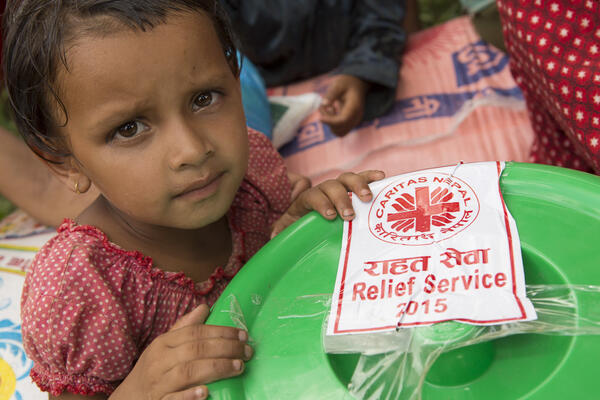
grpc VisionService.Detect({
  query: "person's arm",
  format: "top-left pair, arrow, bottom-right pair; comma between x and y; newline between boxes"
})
320,0 -> 405,134
0,127 -> 96,226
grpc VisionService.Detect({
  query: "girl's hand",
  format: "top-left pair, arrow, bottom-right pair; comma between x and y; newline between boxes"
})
113,305 -> 252,400
287,171 -> 312,203
271,170 -> 385,238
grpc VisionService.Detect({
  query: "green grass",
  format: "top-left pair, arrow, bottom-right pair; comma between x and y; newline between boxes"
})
0,90 -> 17,220
0,197 -> 15,220
419,0 -> 466,28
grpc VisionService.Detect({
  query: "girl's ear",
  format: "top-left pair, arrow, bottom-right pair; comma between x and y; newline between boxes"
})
43,155 -> 92,195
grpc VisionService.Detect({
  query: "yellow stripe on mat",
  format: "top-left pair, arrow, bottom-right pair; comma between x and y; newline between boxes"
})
0,266 -> 26,276
0,244 -> 39,252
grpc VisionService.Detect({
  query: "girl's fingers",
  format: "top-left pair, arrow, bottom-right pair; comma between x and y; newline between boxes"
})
287,171 -> 311,202
162,385 -> 209,400
303,185 -> 341,220
316,179 -> 356,220
271,169 -> 386,236
270,212 -> 300,239
345,170 -> 386,200
335,172 -> 372,202
348,170 -> 386,194
270,183 -> 340,237
317,170 -> 385,219
144,324 -> 251,397
270,189 -> 325,238
288,186 -> 337,220
169,304 -> 210,331
163,358 -> 246,390
164,323 -> 248,349
358,169 -> 386,182
169,338 -> 253,366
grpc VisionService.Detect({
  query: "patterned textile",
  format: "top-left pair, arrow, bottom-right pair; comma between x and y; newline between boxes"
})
498,0 -> 600,173
272,17 -> 536,183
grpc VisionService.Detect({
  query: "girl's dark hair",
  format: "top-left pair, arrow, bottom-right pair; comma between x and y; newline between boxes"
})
1,0 -> 239,160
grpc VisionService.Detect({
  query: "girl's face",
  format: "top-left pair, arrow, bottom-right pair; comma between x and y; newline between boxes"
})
55,11 -> 249,229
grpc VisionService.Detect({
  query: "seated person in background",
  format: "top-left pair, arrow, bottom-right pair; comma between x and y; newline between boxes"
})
221,0 -> 406,136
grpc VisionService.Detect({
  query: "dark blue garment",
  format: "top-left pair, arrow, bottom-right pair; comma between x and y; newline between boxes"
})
221,0 -> 405,121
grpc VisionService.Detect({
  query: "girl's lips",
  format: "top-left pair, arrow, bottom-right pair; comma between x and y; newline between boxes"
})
175,172 -> 224,200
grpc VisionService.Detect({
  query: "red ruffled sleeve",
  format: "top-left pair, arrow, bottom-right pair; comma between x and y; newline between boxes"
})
21,237 -> 139,395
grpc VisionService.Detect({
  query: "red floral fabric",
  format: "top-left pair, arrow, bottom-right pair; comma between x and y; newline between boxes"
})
20,128 -> 291,395
498,0 -> 600,173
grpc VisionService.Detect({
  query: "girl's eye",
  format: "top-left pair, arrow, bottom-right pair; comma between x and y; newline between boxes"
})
192,91 -> 221,111
113,120 -> 149,140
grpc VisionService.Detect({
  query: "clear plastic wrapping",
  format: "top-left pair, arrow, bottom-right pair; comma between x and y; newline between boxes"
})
328,284 -> 600,399
217,284 -> 600,399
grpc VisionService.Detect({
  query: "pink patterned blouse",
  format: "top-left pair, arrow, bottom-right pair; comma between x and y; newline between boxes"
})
20,129 -> 291,396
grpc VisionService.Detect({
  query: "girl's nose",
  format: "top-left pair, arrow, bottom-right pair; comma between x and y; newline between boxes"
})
165,119 -> 214,170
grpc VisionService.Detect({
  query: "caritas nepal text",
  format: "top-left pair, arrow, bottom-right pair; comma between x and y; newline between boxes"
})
350,247 -> 508,301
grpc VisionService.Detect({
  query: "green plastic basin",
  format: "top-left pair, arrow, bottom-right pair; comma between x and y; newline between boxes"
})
206,162 -> 600,399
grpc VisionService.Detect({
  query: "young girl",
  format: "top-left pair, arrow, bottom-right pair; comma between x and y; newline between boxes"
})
3,0 -> 384,399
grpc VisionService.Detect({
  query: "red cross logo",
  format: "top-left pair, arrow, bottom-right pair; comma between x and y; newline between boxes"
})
368,172 -> 480,245
387,186 -> 460,232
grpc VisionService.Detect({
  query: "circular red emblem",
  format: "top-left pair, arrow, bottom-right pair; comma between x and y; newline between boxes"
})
368,172 -> 480,245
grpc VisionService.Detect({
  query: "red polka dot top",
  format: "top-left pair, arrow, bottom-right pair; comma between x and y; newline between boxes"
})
20,129 -> 291,396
